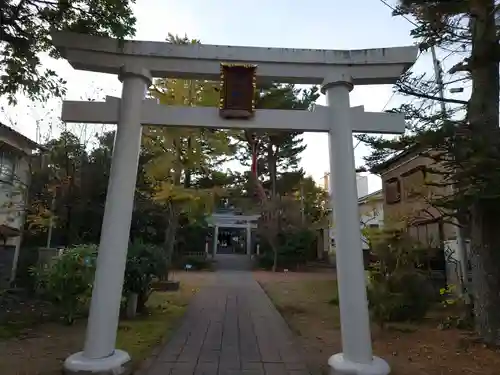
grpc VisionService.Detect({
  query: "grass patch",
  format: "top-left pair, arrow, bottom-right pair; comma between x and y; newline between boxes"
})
261,278 -> 341,330
0,281 -> 202,375
116,289 -> 192,363
0,319 -> 37,339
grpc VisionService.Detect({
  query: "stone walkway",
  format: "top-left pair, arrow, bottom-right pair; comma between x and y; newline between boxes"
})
214,254 -> 253,271
144,271 -> 311,375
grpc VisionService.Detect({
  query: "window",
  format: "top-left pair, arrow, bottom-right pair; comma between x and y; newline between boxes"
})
402,166 -> 426,198
408,220 -> 441,248
0,152 -> 15,184
384,177 -> 401,204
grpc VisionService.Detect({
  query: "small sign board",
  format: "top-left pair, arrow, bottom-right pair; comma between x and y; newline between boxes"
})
219,63 -> 257,119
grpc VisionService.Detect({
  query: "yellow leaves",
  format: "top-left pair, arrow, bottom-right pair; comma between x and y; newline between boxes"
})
151,182 -> 224,215
144,151 -> 176,181
150,78 -> 219,108
140,76 -> 235,218
153,183 -> 190,202
26,203 -> 57,232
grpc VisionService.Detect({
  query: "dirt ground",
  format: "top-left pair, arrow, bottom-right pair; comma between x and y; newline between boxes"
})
254,270 -> 500,375
0,272 -> 214,375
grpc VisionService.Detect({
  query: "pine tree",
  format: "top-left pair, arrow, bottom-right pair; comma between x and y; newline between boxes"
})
237,83 -> 318,196
360,0 -> 500,345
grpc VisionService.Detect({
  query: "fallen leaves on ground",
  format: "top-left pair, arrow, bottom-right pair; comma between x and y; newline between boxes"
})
254,270 -> 500,375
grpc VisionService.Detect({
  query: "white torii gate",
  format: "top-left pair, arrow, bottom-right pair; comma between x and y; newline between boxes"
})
52,31 -> 417,375
207,214 -> 259,256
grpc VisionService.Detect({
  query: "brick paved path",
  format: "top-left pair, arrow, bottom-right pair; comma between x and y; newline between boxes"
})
145,271 -> 311,375
214,254 -> 253,271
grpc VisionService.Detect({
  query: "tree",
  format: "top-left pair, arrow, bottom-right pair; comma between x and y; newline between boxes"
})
257,194 -> 303,272
236,84 -> 319,271
291,175 -> 329,225
237,84 -> 319,196
1,0 -> 136,104
26,131 -> 91,246
143,34 -> 236,277
360,0 -> 500,345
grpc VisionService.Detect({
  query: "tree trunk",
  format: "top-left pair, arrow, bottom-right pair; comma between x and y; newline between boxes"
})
469,204 -> 500,345
272,242 -> 278,272
467,0 -> 500,345
184,136 -> 192,188
162,202 -> 179,281
267,143 -> 278,197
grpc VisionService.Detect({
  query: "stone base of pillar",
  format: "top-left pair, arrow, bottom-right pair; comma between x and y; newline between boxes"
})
64,350 -> 131,375
328,353 -> 390,375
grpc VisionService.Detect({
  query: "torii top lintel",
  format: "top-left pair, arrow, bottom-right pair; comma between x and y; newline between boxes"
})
51,31 -> 418,85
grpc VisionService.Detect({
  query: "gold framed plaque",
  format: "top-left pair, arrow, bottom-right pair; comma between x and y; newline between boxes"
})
219,63 -> 257,119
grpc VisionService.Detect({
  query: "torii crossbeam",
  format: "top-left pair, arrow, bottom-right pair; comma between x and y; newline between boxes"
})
53,31 -> 418,375
62,96 -> 405,134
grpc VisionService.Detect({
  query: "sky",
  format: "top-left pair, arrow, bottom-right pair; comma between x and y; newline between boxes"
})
0,0 -> 470,193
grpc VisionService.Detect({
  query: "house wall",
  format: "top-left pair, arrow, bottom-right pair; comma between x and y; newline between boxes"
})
0,128 -> 36,285
0,158 -> 30,238
379,152 -> 455,242
0,132 -> 32,245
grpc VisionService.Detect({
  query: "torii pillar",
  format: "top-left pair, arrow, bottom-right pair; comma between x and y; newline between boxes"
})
323,73 -> 389,375
63,65 -> 151,373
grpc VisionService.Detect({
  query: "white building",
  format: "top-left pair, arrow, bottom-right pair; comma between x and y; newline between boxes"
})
327,189 -> 384,251
358,189 -> 384,249
323,171 -> 369,198
0,123 -> 41,284
323,172 -> 378,249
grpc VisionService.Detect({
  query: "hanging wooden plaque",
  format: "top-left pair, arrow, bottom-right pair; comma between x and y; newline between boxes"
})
219,63 -> 257,119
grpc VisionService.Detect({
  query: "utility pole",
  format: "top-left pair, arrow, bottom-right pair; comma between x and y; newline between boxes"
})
431,46 -> 447,114
430,45 -> 469,297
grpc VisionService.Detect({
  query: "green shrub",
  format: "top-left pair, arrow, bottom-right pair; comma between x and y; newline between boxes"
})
257,228 -> 316,270
366,229 -> 434,327
279,229 -> 315,266
30,241 -> 169,323
257,253 -> 275,270
14,247 -> 40,291
31,244 -> 97,325
175,220 -> 209,255
123,241 -> 166,312
181,255 -> 210,270
437,284 -> 474,330
368,270 -> 434,325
